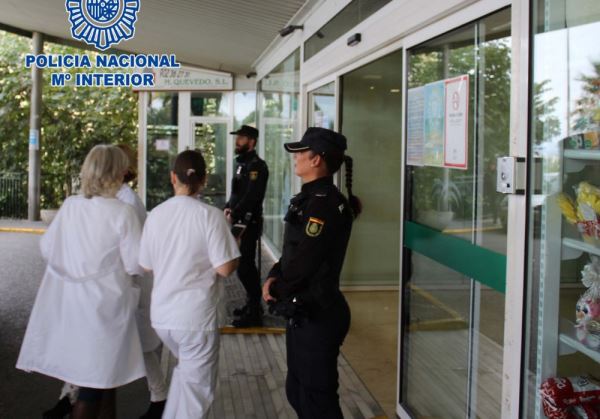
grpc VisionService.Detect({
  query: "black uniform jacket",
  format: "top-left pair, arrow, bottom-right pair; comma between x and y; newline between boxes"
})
225,150 -> 269,224
268,176 -> 353,311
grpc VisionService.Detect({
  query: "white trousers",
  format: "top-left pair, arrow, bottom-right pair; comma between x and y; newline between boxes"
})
144,345 -> 168,402
157,329 -> 219,419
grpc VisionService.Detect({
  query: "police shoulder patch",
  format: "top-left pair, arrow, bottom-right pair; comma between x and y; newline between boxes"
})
305,217 -> 325,237
249,171 -> 258,180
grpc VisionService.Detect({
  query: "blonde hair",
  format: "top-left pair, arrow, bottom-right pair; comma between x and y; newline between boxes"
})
80,145 -> 128,198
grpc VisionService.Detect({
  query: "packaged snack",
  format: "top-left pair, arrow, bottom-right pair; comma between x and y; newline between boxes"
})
577,257 -> 600,348
540,376 -> 600,409
558,182 -> 600,246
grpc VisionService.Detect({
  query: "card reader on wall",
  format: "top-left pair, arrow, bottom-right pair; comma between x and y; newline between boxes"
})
496,156 -> 526,194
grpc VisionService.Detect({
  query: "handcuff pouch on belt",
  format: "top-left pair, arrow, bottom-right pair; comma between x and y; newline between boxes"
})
268,297 -> 307,328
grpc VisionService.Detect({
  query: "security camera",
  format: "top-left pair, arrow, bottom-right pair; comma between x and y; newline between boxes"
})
279,25 -> 303,37
246,71 -> 257,79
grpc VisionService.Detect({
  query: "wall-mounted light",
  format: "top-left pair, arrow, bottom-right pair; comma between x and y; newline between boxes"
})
347,33 -> 361,46
279,25 -> 304,37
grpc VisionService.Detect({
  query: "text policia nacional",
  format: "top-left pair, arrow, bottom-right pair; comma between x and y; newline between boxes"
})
25,54 -> 181,88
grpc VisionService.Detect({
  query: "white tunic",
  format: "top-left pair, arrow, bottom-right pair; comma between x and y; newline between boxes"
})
16,195 -> 146,388
117,184 -> 160,352
139,195 -> 240,331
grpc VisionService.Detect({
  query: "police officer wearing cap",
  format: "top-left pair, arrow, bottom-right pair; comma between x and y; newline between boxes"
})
225,125 -> 269,328
262,127 -> 362,418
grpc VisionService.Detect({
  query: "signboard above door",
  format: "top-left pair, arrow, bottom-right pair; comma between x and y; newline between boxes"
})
135,66 -> 233,91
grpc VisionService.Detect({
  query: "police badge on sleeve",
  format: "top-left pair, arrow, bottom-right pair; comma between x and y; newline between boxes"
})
66,0 -> 140,51
306,217 -> 325,237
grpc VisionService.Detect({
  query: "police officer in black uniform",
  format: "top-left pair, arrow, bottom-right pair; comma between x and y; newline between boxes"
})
262,127 -> 362,419
224,125 -> 269,328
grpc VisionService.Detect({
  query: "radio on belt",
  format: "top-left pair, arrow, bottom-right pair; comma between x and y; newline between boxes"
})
496,156 -> 526,194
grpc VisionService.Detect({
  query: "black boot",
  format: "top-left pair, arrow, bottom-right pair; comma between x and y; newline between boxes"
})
232,303 -> 263,328
139,400 -> 166,419
42,396 -> 72,419
232,303 -> 248,317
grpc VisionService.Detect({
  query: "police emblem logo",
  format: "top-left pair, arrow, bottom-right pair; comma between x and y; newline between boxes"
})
66,0 -> 140,51
249,171 -> 258,181
305,217 -> 325,237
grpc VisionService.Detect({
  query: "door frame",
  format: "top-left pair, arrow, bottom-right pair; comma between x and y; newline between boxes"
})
189,116 -> 234,204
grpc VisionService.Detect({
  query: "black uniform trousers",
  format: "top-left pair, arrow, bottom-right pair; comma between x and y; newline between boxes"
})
285,293 -> 351,419
237,222 -> 262,304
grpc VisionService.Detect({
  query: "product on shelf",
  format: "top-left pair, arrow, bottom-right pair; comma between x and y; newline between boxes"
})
557,182 -> 600,246
577,257 -> 600,348
565,131 -> 600,150
541,376 -> 600,418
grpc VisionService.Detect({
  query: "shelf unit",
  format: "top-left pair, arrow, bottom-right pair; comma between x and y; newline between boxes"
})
534,143 -> 600,418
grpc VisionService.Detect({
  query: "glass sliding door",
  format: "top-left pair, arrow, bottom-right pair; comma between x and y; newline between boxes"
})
522,1 -> 600,417
146,92 -> 178,210
400,8 -> 511,418
339,50 -> 403,286
192,120 -> 229,208
258,50 -> 300,252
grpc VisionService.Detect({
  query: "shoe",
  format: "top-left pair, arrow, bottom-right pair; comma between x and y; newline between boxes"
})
139,400 -> 166,419
232,304 -> 248,317
42,396 -> 72,419
232,306 -> 263,328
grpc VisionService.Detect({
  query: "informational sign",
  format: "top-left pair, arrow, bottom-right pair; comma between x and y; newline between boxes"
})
155,139 -> 170,151
423,81 -> 445,166
136,66 -> 233,91
406,86 -> 424,166
444,75 -> 469,168
406,74 -> 469,170
29,129 -> 39,150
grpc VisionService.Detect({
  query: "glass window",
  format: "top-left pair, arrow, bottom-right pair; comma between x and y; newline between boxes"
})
146,92 -> 178,210
191,92 -> 230,117
308,82 -> 336,129
233,91 -> 256,129
401,9 -> 511,419
523,1 -> 600,417
339,50 -> 403,286
304,0 -> 391,61
258,50 -> 300,251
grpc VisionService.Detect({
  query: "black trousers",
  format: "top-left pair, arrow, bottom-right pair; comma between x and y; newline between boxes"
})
285,295 -> 351,419
237,222 -> 261,304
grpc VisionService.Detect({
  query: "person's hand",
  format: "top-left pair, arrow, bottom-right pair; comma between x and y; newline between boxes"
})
262,277 -> 276,302
224,208 -> 233,223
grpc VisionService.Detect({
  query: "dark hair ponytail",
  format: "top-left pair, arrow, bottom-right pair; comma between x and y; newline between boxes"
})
343,155 -> 362,219
173,150 -> 207,196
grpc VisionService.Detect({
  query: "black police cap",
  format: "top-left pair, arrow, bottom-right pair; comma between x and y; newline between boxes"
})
284,127 -> 347,155
230,125 -> 259,140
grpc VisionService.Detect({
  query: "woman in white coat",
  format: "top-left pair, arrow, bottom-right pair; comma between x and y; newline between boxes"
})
17,145 -> 146,419
139,150 -> 240,419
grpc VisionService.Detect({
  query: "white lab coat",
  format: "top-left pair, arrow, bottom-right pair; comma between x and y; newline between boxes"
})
117,184 -> 161,352
16,195 -> 146,388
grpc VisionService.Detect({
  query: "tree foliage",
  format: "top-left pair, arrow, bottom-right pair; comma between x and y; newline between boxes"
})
0,30 -> 138,210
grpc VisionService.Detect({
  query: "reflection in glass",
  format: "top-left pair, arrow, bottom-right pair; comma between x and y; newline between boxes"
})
308,82 -> 335,129
233,91 -> 256,129
191,92 -> 230,117
194,122 -> 227,208
304,0 -> 391,61
523,1 -> 600,417
339,50 -> 402,286
146,92 -> 178,210
258,50 -> 300,251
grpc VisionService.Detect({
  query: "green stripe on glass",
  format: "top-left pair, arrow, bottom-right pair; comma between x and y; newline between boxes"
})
404,221 -> 507,294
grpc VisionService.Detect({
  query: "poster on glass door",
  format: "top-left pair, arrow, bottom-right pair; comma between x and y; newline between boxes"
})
406,74 -> 469,169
